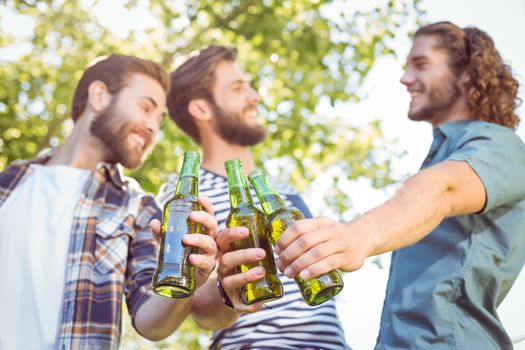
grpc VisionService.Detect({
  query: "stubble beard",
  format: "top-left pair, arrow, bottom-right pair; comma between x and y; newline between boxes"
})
90,100 -> 151,169
408,72 -> 462,122
210,101 -> 267,146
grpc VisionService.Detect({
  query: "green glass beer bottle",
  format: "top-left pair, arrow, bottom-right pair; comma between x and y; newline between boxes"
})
152,150 -> 202,298
225,158 -> 283,304
248,169 -> 344,306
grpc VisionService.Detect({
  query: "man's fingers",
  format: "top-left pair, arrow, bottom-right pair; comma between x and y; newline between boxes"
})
222,269 -> 266,314
149,219 -> 161,241
197,196 -> 214,216
276,224 -> 335,271
217,248 -> 266,276
190,211 -> 218,239
183,234 -> 217,256
274,216 -> 334,255
281,239 -> 338,278
189,254 -> 217,273
220,266 -> 265,291
233,301 -> 264,314
296,254 -> 346,281
216,227 -> 249,253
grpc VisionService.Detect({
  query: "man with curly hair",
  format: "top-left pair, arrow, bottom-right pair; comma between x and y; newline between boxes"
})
274,21 -> 525,349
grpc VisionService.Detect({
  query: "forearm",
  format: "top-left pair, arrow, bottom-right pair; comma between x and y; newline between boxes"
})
134,294 -> 193,341
357,162 -> 482,256
190,276 -> 239,330
276,162 -> 486,278
133,196 -> 220,339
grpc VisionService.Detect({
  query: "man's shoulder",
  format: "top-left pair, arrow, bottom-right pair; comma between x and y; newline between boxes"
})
0,158 -> 37,189
2,157 -> 39,172
462,120 -> 522,142
118,176 -> 162,223
445,120 -> 525,153
1,160 -> 26,176
124,176 -> 158,202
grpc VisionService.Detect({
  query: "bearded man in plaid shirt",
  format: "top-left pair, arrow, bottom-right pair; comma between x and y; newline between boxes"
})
0,54 -> 219,349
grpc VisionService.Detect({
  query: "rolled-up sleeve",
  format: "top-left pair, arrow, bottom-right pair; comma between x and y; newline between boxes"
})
125,194 -> 162,327
446,123 -> 525,212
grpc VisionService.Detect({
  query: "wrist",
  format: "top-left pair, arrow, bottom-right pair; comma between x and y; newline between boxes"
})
345,218 -> 380,258
216,279 -> 234,310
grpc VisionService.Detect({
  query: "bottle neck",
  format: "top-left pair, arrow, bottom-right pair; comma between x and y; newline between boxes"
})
259,193 -> 286,216
175,175 -> 198,197
250,175 -> 286,215
175,155 -> 200,197
226,165 -> 253,208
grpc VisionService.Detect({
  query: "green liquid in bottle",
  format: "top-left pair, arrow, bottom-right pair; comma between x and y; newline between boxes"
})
152,151 -> 202,298
225,158 -> 283,304
249,169 -> 344,306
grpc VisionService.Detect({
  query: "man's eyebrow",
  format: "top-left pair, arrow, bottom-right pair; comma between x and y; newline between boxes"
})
139,96 -> 158,108
409,55 -> 429,63
228,78 -> 250,86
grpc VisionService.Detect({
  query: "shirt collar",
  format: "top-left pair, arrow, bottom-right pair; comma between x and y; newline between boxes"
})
26,149 -> 127,190
97,162 -> 127,190
435,120 -> 475,139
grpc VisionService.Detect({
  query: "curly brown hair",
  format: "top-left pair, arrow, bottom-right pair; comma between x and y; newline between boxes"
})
415,22 -> 521,129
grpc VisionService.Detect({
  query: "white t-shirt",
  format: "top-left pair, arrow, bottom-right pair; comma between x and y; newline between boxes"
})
0,164 -> 90,350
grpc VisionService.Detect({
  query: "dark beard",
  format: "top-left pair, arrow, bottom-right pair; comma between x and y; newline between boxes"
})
408,73 -> 462,122
209,101 -> 266,146
89,100 -> 146,169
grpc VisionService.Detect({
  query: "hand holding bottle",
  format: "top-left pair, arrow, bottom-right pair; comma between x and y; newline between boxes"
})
224,158 -> 283,305
149,195 -> 219,292
274,216 -> 369,280
215,225 -> 267,313
249,169 -> 343,306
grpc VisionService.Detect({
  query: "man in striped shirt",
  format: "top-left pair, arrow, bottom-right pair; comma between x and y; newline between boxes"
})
160,45 -> 350,349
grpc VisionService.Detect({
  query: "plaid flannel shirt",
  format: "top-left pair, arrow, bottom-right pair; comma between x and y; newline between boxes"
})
0,153 -> 161,349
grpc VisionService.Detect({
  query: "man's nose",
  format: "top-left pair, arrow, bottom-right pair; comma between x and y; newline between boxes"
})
145,115 -> 160,134
247,86 -> 260,103
400,69 -> 414,86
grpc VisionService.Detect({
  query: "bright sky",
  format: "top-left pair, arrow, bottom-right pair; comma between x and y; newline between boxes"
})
335,1 -> 525,349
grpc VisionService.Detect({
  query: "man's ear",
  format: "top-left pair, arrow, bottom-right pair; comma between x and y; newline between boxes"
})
459,70 -> 470,90
188,99 -> 212,122
87,80 -> 111,113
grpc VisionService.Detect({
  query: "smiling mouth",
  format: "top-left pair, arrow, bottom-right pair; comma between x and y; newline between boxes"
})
410,91 -> 422,99
129,131 -> 147,149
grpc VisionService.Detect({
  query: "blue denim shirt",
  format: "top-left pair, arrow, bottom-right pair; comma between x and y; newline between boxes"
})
376,120 -> 525,350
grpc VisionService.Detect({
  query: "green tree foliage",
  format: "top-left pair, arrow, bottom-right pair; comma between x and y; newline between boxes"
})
0,0 -> 423,348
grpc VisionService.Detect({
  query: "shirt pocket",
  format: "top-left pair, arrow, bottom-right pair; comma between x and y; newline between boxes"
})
95,215 -> 134,275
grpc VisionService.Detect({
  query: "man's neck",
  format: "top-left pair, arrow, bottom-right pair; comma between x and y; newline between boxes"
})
200,133 -> 255,177
47,117 -> 108,170
430,96 -> 473,127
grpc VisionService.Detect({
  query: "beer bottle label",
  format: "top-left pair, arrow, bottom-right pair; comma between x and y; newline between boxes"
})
162,201 -> 192,270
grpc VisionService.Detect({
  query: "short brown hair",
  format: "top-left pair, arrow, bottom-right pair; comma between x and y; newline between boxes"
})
167,45 -> 237,143
415,21 -> 520,129
71,54 -> 170,121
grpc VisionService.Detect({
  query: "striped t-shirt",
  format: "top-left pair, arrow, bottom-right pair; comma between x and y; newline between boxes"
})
158,168 -> 350,350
